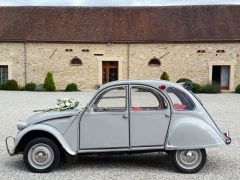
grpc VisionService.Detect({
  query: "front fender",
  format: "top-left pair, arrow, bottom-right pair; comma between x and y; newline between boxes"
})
14,124 -> 76,155
165,117 -> 226,150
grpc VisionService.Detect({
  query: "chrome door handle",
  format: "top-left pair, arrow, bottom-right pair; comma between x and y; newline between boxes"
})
123,114 -> 128,118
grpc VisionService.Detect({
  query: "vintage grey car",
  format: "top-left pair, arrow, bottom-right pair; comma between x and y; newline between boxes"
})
6,80 -> 231,173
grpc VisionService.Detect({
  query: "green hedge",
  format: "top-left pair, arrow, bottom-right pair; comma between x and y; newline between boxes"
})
44,72 -> 56,91
235,85 -> 240,94
65,83 -> 78,91
2,80 -> 19,90
25,82 -> 37,91
176,78 -> 192,83
201,83 -> 221,94
192,83 -> 202,93
0,82 -> 4,90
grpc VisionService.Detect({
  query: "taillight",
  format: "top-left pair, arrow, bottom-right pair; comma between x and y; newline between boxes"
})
223,131 -> 229,138
159,85 -> 166,90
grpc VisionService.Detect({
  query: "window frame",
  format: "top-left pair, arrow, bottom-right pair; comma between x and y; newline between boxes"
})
0,65 -> 8,83
92,85 -> 128,112
166,87 -> 196,111
130,86 -> 168,112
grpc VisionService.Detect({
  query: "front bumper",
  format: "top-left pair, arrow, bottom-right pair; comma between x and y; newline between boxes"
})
5,136 -> 15,156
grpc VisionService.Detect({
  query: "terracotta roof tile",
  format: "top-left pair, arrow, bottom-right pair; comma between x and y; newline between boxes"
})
0,6 -> 240,42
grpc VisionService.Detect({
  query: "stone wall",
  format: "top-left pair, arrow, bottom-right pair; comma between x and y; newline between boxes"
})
0,43 -> 25,85
129,43 -> 240,90
0,42 -> 239,91
26,43 -> 128,89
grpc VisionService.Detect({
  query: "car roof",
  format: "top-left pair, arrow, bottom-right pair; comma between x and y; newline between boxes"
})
99,79 -> 184,91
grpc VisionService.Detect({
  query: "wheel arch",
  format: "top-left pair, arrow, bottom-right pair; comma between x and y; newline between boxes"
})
14,124 -> 76,155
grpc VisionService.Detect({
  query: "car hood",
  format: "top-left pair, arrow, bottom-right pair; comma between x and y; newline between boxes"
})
17,109 -> 81,130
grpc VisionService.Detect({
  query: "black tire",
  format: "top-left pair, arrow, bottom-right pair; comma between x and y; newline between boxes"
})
171,149 -> 207,173
23,137 -> 60,173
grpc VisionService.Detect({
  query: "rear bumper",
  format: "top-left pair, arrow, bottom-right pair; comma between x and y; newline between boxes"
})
5,136 -> 15,156
223,131 -> 231,145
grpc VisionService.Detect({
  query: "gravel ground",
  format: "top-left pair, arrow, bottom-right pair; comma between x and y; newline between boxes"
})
0,91 -> 239,180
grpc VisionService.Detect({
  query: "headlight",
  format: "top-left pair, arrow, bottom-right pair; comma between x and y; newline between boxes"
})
16,120 -> 27,130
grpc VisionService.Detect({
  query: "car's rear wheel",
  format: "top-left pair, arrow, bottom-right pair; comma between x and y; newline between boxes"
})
23,137 -> 60,173
171,149 -> 206,173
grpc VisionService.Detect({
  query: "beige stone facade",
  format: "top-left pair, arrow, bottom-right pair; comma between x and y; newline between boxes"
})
0,42 -> 239,91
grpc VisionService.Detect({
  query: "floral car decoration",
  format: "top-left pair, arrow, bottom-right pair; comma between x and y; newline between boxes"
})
6,80 -> 231,173
34,98 -> 79,112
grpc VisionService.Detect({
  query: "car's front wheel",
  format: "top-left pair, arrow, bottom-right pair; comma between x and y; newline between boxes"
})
171,149 -> 206,173
23,137 -> 60,173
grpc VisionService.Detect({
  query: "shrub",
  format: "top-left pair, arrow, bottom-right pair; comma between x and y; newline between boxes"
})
2,80 -> 19,90
160,72 -> 170,81
201,83 -> 221,94
35,84 -> 46,91
0,82 -> 5,90
44,72 -> 56,91
176,78 -> 192,83
24,82 -> 36,91
235,85 -> 240,94
192,83 -> 202,93
65,83 -> 78,91
95,84 -> 101,90
19,85 -> 25,91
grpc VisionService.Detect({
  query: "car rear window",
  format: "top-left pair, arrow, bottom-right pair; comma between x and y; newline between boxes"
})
166,87 -> 195,111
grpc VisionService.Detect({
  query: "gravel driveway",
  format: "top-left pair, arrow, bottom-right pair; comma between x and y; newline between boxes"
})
0,91 -> 239,179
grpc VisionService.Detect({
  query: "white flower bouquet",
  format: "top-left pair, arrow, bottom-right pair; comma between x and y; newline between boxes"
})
34,98 -> 79,112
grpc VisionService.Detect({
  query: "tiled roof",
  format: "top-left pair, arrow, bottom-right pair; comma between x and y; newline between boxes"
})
0,6 -> 240,42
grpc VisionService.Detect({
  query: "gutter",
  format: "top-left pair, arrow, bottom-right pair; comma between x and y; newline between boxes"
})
127,42 -> 130,79
24,41 -> 27,84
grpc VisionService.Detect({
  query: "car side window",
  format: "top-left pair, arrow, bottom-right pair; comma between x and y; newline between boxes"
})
93,86 -> 127,112
166,87 -> 195,111
131,87 -> 167,111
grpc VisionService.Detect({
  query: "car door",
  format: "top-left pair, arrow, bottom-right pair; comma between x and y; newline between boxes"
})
80,85 -> 129,149
130,85 -> 170,147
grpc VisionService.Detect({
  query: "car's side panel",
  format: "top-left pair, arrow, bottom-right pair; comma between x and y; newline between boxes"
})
165,115 -> 225,150
80,111 -> 129,149
42,116 -> 77,134
130,111 -> 170,146
63,114 -> 80,152
14,124 -> 76,155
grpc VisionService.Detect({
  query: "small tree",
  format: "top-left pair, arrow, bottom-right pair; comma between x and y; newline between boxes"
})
160,72 -> 170,81
44,72 -> 56,91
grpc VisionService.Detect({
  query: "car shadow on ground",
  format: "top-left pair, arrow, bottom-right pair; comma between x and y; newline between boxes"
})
5,152 -> 173,173
59,152 -> 173,172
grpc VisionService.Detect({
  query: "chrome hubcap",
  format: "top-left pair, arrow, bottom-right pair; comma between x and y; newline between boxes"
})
176,149 -> 202,170
34,151 -> 48,163
28,143 -> 54,170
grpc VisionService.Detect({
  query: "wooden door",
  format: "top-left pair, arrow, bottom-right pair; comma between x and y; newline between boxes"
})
102,61 -> 118,84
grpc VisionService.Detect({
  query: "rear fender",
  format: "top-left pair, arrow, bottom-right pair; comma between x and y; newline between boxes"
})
165,117 -> 225,150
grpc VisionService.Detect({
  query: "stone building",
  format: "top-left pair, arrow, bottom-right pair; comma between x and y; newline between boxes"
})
0,6 -> 239,91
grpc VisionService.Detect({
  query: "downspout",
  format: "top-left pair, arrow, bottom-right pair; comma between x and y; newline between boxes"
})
24,41 -> 27,84
127,42 -> 130,79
